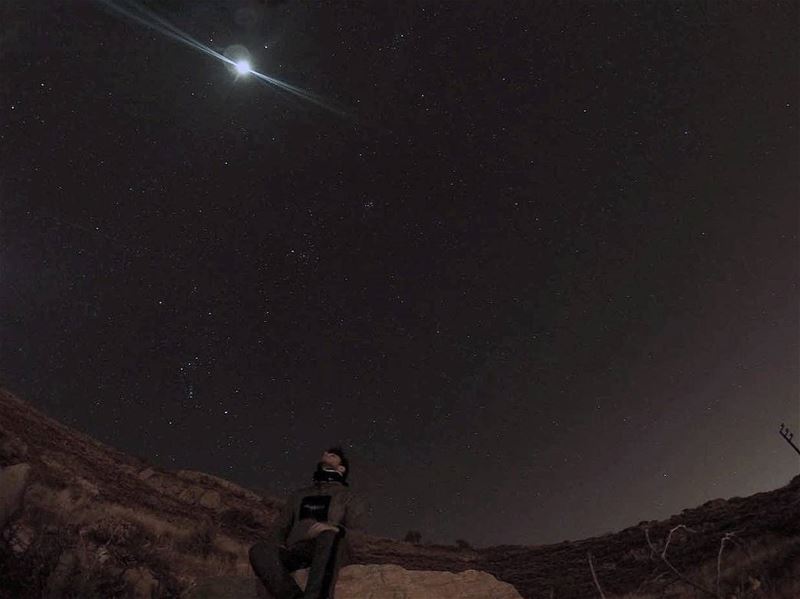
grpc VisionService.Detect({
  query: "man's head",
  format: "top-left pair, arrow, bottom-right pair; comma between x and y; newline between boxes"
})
319,446 -> 349,482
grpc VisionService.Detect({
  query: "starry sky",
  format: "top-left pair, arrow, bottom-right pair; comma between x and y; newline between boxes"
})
1,1 -> 798,548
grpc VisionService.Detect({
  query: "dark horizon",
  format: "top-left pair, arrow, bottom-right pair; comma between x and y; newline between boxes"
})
2,1 -> 798,548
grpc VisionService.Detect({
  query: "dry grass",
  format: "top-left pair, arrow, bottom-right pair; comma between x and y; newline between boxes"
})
586,528 -> 800,599
0,488 -> 256,598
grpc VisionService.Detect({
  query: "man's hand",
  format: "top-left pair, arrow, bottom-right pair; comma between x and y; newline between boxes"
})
307,521 -> 339,539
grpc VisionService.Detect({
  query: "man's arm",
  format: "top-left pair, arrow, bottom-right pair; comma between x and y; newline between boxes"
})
337,493 -> 370,542
270,493 -> 295,546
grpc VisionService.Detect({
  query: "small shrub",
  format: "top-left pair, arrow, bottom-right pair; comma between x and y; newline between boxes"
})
403,530 -> 422,544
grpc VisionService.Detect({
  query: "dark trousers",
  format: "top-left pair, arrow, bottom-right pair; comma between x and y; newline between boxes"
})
249,530 -> 350,599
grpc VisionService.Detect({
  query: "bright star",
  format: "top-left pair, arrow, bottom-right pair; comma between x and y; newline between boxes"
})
98,0 -> 341,114
235,60 -> 251,75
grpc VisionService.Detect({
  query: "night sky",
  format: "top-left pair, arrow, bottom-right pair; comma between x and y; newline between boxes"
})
2,1 -> 798,548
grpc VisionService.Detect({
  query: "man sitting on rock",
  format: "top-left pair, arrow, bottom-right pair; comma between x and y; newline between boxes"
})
249,447 -> 369,599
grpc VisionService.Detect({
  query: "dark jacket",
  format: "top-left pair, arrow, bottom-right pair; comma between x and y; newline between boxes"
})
272,479 -> 369,548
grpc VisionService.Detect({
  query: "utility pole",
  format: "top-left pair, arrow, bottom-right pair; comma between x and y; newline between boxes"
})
779,423 -> 800,456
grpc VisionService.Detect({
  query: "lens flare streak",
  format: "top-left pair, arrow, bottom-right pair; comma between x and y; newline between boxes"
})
96,0 -> 341,115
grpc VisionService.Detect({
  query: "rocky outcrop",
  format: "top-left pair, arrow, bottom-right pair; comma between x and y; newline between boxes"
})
0,389 -> 285,597
186,564 -> 522,599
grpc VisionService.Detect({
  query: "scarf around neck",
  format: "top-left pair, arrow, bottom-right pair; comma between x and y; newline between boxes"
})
312,466 -> 349,486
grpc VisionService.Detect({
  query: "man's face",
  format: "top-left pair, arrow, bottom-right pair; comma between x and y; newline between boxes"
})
321,451 -> 345,474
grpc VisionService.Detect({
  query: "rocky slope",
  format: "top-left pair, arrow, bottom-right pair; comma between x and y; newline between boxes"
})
1,387 -> 798,598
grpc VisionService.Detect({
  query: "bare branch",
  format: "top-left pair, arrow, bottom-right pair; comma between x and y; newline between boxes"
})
587,551 -> 606,599
716,530 -> 746,597
644,527 -> 719,598
661,524 -> 698,559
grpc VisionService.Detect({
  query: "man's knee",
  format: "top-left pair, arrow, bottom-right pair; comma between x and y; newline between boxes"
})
315,530 -> 350,558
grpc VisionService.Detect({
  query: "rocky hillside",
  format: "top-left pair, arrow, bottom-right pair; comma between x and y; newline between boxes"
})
1,387 -> 798,598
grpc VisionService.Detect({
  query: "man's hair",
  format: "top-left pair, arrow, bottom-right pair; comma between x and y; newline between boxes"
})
327,446 -> 349,481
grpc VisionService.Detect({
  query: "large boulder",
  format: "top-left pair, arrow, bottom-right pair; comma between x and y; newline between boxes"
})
187,564 -> 522,598
0,463 -> 31,530
301,564 -> 523,599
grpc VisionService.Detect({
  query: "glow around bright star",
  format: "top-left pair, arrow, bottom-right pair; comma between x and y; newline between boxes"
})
98,0 -> 342,114
235,60 -> 251,75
